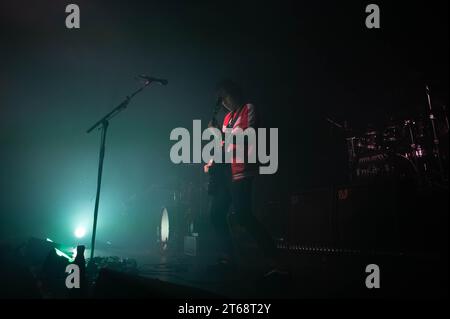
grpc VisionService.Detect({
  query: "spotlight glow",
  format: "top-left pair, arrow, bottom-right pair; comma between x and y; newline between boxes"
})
74,226 -> 86,238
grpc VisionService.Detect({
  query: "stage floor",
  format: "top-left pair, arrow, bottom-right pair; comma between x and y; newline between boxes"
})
89,245 -> 448,299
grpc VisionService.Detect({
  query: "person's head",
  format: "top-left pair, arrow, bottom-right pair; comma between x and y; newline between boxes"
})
216,79 -> 245,112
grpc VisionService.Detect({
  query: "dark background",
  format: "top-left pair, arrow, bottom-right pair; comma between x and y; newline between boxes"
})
0,1 -> 448,249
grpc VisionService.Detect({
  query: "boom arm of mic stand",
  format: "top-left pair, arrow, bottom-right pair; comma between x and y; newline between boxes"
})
326,117 -> 344,129
86,81 -> 151,134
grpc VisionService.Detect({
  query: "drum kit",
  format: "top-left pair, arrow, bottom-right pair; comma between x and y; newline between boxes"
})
124,175 -> 205,255
345,96 -> 448,186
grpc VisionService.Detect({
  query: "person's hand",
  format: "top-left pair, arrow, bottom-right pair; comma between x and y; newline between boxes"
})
204,159 -> 214,173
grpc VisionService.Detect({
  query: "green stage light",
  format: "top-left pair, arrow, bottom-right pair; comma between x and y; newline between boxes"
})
54,248 -> 74,262
74,226 -> 86,238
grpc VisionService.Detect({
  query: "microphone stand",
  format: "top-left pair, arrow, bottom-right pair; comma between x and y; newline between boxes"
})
425,85 -> 445,182
326,117 -> 354,183
86,79 -> 155,262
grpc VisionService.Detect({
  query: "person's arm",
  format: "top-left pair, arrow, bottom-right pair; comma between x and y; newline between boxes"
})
204,112 -> 231,174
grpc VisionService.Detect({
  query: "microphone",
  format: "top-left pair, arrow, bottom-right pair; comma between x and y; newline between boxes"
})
138,75 -> 168,86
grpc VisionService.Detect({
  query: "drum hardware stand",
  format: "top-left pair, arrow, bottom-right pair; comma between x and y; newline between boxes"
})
326,117 -> 355,182
404,119 -> 423,182
86,78 -> 165,262
345,137 -> 357,182
425,85 -> 445,182
443,104 -> 449,132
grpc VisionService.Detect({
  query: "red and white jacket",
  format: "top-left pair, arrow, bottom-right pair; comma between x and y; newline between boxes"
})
222,103 -> 258,181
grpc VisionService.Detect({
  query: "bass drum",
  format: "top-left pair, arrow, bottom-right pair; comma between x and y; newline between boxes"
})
354,152 -> 419,183
156,205 -> 188,254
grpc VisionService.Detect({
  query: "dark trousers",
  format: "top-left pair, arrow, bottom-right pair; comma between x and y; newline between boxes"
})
210,177 -> 277,260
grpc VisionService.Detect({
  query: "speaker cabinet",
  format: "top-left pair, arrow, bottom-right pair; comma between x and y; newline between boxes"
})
335,183 -> 400,251
288,182 -> 411,252
288,188 -> 334,247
